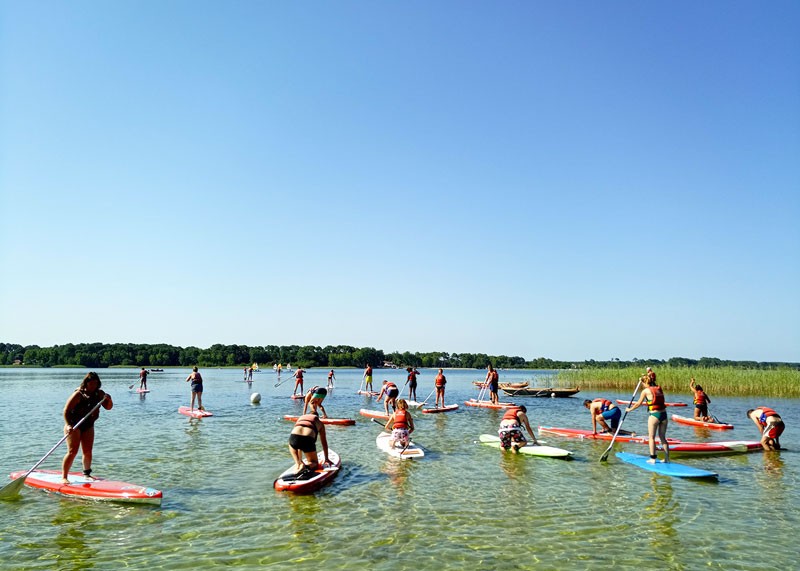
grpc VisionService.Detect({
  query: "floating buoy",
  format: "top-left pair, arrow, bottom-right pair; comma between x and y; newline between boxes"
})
551,392 -> 556,398
250,392 -> 262,404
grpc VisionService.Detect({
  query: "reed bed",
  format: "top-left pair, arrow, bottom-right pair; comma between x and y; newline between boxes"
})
557,366 -> 800,398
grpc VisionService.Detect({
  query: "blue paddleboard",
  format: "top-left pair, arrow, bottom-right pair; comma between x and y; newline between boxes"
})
615,452 -> 718,479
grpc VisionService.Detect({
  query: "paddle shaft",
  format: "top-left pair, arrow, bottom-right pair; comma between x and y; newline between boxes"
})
600,380 -> 642,462
371,417 -> 389,430
0,396 -> 107,498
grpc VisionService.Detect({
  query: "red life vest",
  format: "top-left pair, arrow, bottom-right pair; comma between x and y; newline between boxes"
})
490,371 -> 499,382
366,366 -> 372,375
435,374 -> 446,387
502,407 -> 522,423
693,391 -> 709,405
386,382 -> 397,391
593,398 -> 612,412
758,407 -> 779,425
393,410 -> 409,429
646,386 -> 666,412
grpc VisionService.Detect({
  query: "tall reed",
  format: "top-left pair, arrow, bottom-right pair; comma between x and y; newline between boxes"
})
557,366 -> 800,398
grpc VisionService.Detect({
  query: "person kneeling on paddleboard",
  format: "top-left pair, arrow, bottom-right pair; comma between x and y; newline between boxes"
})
287,413 -> 330,479
376,380 -> 400,414
690,378 -> 712,422
62,372 -> 113,484
584,398 -> 622,434
302,387 -> 328,418
498,405 -> 539,452
747,407 -> 785,451
384,399 -> 415,449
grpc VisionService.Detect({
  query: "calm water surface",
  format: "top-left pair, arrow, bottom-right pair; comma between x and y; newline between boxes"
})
0,368 -> 797,570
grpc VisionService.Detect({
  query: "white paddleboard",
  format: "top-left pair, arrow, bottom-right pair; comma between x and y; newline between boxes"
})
376,432 -> 425,459
478,434 -> 572,458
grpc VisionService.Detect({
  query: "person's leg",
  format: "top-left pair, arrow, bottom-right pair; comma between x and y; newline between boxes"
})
61,428 -> 81,483
80,428 -> 96,476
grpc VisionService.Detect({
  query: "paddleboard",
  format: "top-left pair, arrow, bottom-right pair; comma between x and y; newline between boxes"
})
283,415 -> 355,426
274,450 -> 341,493
615,452 -> 718,479
421,404 -> 459,414
406,400 -> 426,409
464,399 -> 515,409
671,414 -> 734,430
478,434 -> 572,458
357,390 -> 379,396
9,470 -> 162,504
376,432 -> 425,459
617,399 -> 687,407
135,389 -> 150,394
538,426 -> 681,444
359,408 -> 390,420
660,440 -> 763,457
178,406 -> 213,418
290,394 -> 305,400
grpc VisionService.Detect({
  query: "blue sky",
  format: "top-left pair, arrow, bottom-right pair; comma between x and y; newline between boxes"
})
1,1 -> 798,362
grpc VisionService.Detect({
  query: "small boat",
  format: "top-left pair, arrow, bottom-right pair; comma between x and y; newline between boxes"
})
616,399 -> 687,407
478,434 -> 572,459
283,415 -> 355,426
464,399 -> 516,409
274,450 -> 341,493
359,409 -> 390,420
500,387 -> 580,398
148,368 -> 164,373
498,381 -> 529,390
421,404 -> 459,414
671,414 -> 734,430
615,452 -> 718,479
9,470 -> 163,504
178,406 -> 213,418
376,432 -> 425,459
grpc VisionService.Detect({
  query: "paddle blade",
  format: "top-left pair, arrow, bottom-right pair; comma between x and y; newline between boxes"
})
0,475 -> 27,500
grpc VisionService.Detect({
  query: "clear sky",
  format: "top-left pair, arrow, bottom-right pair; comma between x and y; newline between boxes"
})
1,1 -> 798,362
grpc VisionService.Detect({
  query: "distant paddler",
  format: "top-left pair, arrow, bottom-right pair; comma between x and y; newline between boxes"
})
302,387 -> 328,419
185,366 -> 205,411
363,364 -> 374,393
747,407 -> 784,450
292,367 -> 305,396
689,378 -> 712,422
484,364 -> 500,404
434,368 -> 447,408
405,367 -> 420,401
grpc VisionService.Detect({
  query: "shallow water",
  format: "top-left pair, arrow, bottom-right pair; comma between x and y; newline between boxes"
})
0,368 -> 796,570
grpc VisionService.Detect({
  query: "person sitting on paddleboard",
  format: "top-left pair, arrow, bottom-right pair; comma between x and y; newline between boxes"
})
185,366 -> 204,411
384,398 -> 415,449
288,413 -> 330,478
584,398 -> 622,434
139,367 -> 148,390
627,375 -> 670,464
61,372 -> 113,484
747,407 -> 784,451
485,364 -> 500,405
363,364 -> 374,393
406,367 -> 420,401
292,367 -> 305,396
377,380 -> 400,414
689,378 -> 712,422
498,405 -> 539,452
434,368 -> 447,408
302,387 -> 328,418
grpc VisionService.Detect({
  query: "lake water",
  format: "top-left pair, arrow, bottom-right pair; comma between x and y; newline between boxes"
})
0,367 -> 796,570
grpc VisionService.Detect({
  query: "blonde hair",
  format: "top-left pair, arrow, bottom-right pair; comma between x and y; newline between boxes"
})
396,399 -> 408,411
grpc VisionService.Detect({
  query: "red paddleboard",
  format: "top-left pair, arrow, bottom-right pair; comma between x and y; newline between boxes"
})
283,415 -> 355,426
422,404 -> 459,414
616,399 -> 687,407
274,450 -> 341,493
464,399 -> 515,409
538,426 -> 681,444
671,414 -> 734,430
9,470 -> 162,505
359,409 -> 390,420
658,440 -> 762,456
290,394 -> 305,400
178,406 -> 213,418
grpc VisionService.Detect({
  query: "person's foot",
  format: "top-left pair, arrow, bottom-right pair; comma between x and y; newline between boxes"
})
61,478 -> 71,485
646,458 -> 657,464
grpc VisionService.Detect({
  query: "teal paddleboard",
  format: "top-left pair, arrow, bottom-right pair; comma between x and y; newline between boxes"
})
615,452 -> 718,479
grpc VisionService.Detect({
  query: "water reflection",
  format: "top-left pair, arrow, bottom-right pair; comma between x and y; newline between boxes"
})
381,458 -> 413,493
642,476 -> 681,558
51,502 -> 99,571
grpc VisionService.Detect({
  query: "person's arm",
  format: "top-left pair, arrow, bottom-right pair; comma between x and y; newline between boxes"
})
100,390 -> 113,410
521,414 -> 538,444
627,391 -> 647,412
63,393 -> 79,429
318,403 -> 328,418
590,405 -> 598,433
319,424 -> 329,465
408,415 -> 415,434
689,377 -> 695,390
384,413 -> 394,432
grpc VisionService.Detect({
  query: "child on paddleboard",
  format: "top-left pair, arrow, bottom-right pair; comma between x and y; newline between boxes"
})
384,399 -> 415,449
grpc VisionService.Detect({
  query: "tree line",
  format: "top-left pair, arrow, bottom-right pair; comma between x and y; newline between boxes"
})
1,342 -> 797,371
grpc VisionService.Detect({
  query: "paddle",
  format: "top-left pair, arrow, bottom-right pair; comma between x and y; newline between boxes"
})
372,418 -> 413,455
371,417 -> 389,430
0,396 -> 107,499
419,387 -> 436,408
599,379 -> 642,462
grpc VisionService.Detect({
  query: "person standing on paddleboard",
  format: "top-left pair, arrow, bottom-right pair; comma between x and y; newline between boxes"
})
498,405 -> 539,452
292,367 -> 305,396
185,366 -> 204,411
139,367 -> 149,391
363,364 -> 374,393
61,372 -> 113,484
626,375 -> 670,463
747,407 -> 785,450
376,380 -> 400,414
405,367 -> 420,401
327,369 -> 335,389
689,378 -> 712,422
302,387 -> 328,418
484,364 -> 500,405
434,369 -> 447,408
384,398 -> 415,449
288,413 -> 330,477
584,398 -> 622,434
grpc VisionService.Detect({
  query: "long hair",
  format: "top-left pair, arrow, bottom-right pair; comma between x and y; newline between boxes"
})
80,371 -> 102,392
